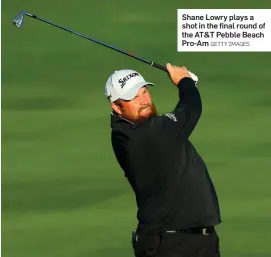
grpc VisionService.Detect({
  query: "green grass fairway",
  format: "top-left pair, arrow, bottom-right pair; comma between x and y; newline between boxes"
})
2,1 -> 271,257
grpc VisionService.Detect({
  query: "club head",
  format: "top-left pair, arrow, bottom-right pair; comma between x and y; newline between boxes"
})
13,11 -> 26,28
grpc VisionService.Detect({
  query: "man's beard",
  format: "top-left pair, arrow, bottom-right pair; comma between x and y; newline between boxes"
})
138,103 -> 157,117
123,103 -> 158,123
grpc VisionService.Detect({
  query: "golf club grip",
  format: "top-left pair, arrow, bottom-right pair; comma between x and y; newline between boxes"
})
152,63 -> 168,73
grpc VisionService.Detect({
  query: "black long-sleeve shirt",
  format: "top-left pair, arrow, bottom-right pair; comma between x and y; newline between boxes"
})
110,77 -> 221,234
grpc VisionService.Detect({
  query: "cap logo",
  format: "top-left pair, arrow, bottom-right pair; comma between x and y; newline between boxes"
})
118,72 -> 140,88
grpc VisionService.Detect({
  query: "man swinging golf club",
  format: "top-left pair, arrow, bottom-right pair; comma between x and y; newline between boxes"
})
12,10 -> 222,257
105,63 -> 221,257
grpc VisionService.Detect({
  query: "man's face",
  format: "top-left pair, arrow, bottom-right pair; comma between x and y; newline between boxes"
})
112,86 -> 157,123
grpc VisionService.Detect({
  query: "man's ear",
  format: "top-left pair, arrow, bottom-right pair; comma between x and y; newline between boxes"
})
111,102 -> 122,115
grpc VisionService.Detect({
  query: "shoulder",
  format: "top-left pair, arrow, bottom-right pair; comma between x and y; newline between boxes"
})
137,114 -> 179,128
111,114 -> 176,139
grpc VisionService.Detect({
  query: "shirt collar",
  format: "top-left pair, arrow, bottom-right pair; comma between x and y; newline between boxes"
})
110,111 -> 135,128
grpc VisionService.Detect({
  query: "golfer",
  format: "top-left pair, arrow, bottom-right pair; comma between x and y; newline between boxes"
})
105,63 -> 221,257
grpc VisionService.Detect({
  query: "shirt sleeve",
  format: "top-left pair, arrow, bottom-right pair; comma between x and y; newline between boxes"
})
153,77 -> 202,139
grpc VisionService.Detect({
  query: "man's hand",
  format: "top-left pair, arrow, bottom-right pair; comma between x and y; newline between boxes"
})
166,63 -> 192,86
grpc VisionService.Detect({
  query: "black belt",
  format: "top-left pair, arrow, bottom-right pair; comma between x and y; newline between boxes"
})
165,226 -> 214,236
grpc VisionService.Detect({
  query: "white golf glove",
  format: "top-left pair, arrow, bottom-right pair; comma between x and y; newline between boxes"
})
188,71 -> 199,86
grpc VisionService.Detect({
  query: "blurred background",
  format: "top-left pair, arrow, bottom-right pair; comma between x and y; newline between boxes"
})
2,1 -> 271,256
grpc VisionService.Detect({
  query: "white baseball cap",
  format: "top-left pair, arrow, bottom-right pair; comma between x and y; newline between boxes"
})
105,69 -> 154,103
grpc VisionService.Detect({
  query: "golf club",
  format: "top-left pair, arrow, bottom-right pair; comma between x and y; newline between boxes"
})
12,11 -> 168,73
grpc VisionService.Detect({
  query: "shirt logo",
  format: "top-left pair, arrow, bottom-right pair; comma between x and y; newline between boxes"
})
118,72 -> 140,88
165,113 -> 177,122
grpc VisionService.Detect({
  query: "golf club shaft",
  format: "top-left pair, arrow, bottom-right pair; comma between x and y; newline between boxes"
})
24,12 -> 168,73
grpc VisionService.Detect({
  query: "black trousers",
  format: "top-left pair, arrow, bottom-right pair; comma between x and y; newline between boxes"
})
131,228 -> 220,257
